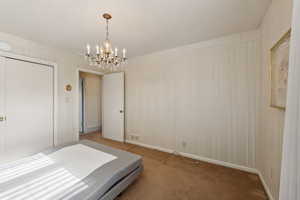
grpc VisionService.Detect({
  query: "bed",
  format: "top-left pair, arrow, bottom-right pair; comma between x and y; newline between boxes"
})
0,140 -> 143,200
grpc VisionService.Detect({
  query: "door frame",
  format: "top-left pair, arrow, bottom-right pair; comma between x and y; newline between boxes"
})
79,76 -> 85,133
0,50 -> 58,146
75,68 -> 104,141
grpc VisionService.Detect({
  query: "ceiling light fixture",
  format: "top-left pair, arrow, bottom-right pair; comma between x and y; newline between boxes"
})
85,13 -> 127,71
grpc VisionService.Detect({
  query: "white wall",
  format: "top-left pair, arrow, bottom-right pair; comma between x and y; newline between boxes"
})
125,30 -> 261,169
279,0 -> 300,198
0,31 -> 100,145
80,72 -> 102,133
257,0 -> 293,199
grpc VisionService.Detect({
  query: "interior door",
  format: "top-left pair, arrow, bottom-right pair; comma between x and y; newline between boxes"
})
1,57 -> 54,163
102,72 -> 124,142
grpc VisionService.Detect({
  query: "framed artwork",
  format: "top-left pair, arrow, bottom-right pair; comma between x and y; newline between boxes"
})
270,29 -> 291,110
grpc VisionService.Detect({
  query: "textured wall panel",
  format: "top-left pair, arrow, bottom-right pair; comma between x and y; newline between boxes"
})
125,31 -> 260,168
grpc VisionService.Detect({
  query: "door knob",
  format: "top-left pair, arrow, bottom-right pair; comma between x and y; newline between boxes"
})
0,116 -> 6,122
120,110 -> 124,113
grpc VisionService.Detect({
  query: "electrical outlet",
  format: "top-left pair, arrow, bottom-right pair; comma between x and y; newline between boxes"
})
127,134 -> 140,141
128,134 -> 140,141
182,141 -> 187,148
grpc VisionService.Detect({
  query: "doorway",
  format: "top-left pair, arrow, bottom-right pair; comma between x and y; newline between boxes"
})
76,69 -> 125,143
78,71 -> 102,137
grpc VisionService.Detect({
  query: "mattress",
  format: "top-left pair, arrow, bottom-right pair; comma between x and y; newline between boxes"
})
0,140 -> 143,200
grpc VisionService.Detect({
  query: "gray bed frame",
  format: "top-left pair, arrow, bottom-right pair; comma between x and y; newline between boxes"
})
0,140 -> 143,200
43,140 -> 143,200
99,165 -> 143,200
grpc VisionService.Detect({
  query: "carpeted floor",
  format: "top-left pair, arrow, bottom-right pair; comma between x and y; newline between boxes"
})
80,132 -> 268,200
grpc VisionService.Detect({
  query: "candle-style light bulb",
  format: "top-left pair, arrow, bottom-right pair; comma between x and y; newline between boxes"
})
115,48 -> 118,57
122,48 -> 126,58
86,44 -> 91,55
103,39 -> 112,53
100,47 -> 104,57
96,45 -> 100,55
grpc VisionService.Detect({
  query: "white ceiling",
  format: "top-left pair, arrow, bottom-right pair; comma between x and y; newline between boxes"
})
0,0 -> 270,57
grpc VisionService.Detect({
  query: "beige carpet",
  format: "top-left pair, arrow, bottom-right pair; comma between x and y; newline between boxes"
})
80,132 -> 268,200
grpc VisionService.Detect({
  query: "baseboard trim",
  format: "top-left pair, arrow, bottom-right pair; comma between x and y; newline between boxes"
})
84,126 -> 101,134
125,140 -> 256,173
179,152 -> 258,174
126,140 -> 174,153
258,171 -> 274,200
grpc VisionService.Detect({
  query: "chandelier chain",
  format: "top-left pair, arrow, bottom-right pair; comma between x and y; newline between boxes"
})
106,19 -> 109,40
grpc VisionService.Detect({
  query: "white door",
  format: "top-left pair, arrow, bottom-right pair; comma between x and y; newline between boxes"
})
0,57 -> 54,163
102,72 -> 124,142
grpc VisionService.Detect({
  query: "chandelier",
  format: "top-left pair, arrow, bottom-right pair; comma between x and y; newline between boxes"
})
85,13 -> 127,71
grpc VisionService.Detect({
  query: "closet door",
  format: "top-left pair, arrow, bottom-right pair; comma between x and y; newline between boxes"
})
2,58 -> 54,163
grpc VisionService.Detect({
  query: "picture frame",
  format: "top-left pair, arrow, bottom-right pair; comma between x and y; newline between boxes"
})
270,29 -> 291,110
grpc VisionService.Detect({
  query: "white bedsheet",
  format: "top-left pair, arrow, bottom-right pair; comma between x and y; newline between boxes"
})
48,144 -> 117,179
